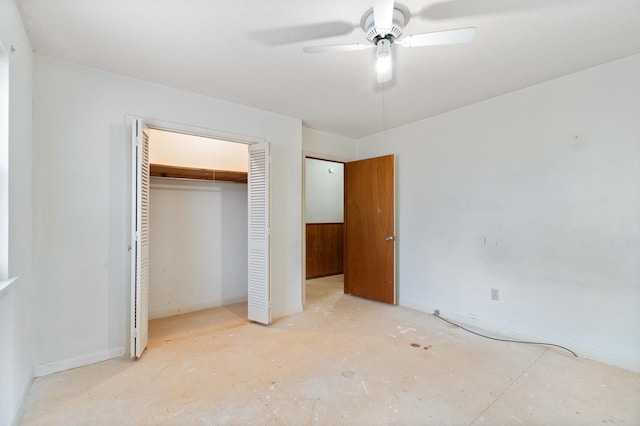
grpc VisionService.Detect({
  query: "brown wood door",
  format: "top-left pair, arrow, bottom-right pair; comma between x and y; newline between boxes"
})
344,155 -> 395,304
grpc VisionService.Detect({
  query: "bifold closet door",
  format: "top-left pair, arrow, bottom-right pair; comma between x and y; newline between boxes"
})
247,142 -> 271,325
131,118 -> 150,358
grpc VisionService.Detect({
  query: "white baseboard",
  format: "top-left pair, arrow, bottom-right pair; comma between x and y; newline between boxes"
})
34,347 -> 125,377
399,299 -> 640,373
149,296 -> 247,320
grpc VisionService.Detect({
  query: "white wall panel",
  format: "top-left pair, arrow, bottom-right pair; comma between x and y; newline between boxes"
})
149,178 -> 248,319
305,158 -> 344,223
356,54 -> 640,371
302,127 -> 356,160
32,55 -> 302,369
148,129 -> 248,172
0,0 -> 35,422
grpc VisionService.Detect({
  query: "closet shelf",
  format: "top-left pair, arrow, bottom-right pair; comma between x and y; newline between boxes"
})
150,164 -> 247,183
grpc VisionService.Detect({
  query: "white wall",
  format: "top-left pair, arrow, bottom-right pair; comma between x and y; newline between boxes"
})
305,158 -> 344,223
356,54 -> 640,371
0,28 -> 8,283
0,0 -> 34,423
149,129 -> 248,172
302,127 -> 356,161
32,55 -> 302,374
149,178 -> 247,319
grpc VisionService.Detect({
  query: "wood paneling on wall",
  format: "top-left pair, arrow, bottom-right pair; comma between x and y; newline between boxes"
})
306,223 -> 344,279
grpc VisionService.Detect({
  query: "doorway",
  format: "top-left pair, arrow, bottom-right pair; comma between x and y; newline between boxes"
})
129,117 -> 270,358
304,158 -> 345,280
304,156 -> 345,309
146,129 -> 249,321
302,153 -> 397,308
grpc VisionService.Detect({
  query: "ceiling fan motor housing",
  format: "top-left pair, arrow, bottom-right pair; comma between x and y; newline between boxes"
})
361,3 -> 410,43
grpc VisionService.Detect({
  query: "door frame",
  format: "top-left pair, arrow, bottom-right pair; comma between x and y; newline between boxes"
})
301,151 -> 351,307
126,115 -> 266,357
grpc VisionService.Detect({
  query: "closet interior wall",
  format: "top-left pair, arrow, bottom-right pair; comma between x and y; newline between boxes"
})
148,130 -> 249,319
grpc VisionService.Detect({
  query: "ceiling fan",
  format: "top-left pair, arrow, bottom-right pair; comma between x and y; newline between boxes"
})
303,0 -> 476,83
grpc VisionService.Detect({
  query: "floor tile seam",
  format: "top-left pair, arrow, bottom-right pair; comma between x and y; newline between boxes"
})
467,347 -> 549,425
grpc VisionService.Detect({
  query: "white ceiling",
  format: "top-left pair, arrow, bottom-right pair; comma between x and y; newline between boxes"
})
16,0 -> 640,139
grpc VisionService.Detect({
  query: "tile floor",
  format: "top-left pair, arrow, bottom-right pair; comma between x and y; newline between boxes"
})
20,275 -> 640,425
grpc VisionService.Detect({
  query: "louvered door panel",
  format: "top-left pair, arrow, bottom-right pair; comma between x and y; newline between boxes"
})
138,128 -> 150,356
247,142 -> 270,324
131,118 -> 150,358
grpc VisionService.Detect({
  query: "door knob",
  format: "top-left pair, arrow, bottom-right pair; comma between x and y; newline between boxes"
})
386,236 -> 395,241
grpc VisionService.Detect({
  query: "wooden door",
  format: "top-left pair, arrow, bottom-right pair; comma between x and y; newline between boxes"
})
345,155 -> 395,304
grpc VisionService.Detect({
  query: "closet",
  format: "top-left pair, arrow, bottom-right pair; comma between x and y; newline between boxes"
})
147,129 -> 248,320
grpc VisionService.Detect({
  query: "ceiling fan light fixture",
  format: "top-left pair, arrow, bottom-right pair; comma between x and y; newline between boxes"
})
376,38 -> 391,59
376,39 -> 392,82
376,38 -> 392,73
302,2 -> 476,85
376,55 -> 392,74
377,61 -> 392,83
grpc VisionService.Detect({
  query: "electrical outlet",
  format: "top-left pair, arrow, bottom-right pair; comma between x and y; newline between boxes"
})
491,288 -> 499,301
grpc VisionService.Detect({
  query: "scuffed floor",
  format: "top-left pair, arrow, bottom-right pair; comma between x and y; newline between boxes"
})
20,275 -> 640,425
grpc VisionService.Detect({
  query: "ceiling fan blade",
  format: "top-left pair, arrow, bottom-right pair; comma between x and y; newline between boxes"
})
303,43 -> 372,54
420,0 -> 539,21
400,27 -> 477,48
373,0 -> 394,35
249,21 -> 356,46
